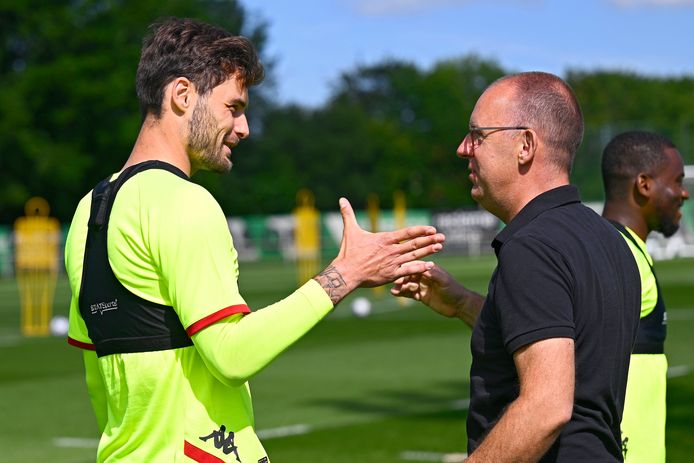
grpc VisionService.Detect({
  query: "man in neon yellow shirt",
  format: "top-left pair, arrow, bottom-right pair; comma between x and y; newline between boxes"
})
65,18 -> 445,463
601,130 -> 690,462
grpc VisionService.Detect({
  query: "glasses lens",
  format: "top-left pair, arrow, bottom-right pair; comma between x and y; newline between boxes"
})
462,132 -> 475,153
470,129 -> 482,148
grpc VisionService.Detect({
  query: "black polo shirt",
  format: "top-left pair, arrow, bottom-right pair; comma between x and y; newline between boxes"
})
467,185 -> 640,462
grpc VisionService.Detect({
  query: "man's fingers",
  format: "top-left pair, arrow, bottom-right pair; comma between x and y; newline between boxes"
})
392,242 -> 444,266
393,272 -> 422,287
393,260 -> 435,280
393,274 -> 414,285
393,280 -> 424,293
388,225 -> 438,243
398,261 -> 434,277
392,233 -> 446,253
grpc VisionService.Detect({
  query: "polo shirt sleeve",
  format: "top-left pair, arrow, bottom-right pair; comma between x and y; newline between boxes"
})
151,185 -> 250,331
493,236 -> 575,354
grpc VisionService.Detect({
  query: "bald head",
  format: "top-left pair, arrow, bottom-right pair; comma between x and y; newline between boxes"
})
491,72 -> 584,173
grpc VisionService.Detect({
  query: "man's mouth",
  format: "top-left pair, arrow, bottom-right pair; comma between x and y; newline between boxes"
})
223,141 -> 236,156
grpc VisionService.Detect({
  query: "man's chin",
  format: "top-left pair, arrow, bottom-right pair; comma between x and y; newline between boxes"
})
194,160 -> 232,175
209,153 -> 233,173
211,162 -> 232,174
660,221 -> 680,238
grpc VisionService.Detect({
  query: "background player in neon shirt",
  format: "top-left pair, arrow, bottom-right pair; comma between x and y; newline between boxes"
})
602,130 -> 690,463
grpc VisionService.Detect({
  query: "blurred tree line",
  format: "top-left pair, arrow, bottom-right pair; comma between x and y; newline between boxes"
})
2,0 -> 693,223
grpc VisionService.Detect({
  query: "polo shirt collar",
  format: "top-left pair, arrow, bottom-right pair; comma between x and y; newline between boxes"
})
491,185 -> 581,255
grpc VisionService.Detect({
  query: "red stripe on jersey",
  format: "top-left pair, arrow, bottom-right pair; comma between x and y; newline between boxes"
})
186,304 -> 251,336
67,337 -> 95,350
184,441 -> 225,463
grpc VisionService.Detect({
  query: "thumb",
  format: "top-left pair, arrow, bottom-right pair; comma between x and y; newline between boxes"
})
339,197 -> 360,232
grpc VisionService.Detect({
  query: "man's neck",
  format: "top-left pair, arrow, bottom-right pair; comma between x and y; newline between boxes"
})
501,175 -> 570,224
601,202 -> 649,241
123,116 -> 192,176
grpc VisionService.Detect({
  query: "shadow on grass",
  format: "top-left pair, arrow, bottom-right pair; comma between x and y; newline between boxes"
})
303,379 -> 469,418
263,407 -> 468,463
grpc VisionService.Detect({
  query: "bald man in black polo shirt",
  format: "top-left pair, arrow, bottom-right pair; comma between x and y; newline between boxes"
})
392,72 -> 641,462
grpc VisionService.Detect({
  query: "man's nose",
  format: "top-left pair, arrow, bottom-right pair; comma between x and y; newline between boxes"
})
235,114 -> 250,140
457,134 -> 473,158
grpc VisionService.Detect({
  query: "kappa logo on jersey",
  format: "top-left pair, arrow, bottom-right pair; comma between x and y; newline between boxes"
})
200,425 -> 241,462
258,458 -> 269,463
89,298 -> 118,315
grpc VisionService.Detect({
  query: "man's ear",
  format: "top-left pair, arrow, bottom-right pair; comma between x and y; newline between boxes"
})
635,173 -> 652,199
518,129 -> 537,166
170,77 -> 194,114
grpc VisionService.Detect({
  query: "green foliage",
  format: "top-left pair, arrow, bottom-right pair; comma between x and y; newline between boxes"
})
204,60 -> 694,216
3,3 -> 694,222
568,71 -> 694,200
218,57 -> 506,215
0,0 -> 269,222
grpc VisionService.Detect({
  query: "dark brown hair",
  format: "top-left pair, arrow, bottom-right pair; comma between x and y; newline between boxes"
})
136,17 -> 264,119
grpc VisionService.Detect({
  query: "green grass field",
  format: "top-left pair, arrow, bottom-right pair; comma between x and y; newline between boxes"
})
0,255 -> 692,463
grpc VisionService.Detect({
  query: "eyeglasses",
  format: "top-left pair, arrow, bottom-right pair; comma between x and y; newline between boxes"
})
466,125 -> 529,151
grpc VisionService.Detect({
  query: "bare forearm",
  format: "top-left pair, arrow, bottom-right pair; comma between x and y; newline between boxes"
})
468,339 -> 574,462
454,287 -> 485,327
466,398 -> 566,463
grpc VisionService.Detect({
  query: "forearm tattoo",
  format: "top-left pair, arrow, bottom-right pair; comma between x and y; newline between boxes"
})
314,265 -> 348,305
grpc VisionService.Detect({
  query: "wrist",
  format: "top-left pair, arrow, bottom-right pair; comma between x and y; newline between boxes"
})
455,288 -> 485,325
313,261 -> 357,306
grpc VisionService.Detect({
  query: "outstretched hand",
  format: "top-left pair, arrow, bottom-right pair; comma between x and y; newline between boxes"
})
391,262 -> 485,326
314,197 -> 445,305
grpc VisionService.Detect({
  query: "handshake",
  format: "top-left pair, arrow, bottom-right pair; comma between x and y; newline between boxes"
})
313,197 -> 447,307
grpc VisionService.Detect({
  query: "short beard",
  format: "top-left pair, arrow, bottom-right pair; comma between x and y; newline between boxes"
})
659,218 -> 679,238
188,99 -> 230,173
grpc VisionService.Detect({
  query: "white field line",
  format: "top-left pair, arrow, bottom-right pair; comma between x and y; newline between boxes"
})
0,334 -> 23,347
54,399 -> 469,448
256,397 -> 468,440
54,424 -> 315,449
400,450 -> 468,462
257,423 -> 313,439
668,309 -> 694,320
0,333 -> 66,347
48,336 -> 692,450
53,437 -> 99,448
51,364 -> 693,448
667,365 -> 691,378
450,399 -> 470,410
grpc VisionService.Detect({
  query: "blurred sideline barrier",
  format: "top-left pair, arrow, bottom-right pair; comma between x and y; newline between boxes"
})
1,201 -> 693,277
